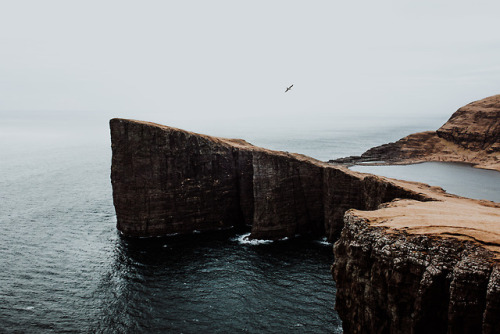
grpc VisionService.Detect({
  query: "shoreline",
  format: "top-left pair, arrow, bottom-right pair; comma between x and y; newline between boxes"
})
336,159 -> 500,173
330,94 -> 500,174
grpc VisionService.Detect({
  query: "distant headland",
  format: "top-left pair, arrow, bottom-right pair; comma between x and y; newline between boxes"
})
331,94 -> 500,172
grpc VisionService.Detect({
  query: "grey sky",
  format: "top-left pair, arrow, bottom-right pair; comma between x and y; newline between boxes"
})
1,0 -> 499,128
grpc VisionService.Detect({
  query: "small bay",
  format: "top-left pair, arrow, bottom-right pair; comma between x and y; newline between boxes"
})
351,162 -> 500,203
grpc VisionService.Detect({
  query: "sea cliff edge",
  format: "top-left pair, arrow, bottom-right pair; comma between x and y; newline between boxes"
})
110,117 -> 500,333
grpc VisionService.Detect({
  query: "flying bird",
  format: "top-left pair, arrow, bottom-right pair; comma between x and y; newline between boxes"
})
285,84 -> 293,93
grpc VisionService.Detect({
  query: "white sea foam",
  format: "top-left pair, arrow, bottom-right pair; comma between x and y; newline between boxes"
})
314,237 -> 332,246
233,233 -> 273,245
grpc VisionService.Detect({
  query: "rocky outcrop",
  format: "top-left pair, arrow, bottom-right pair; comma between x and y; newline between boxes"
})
332,182 -> 500,333
110,118 -> 429,239
110,117 -> 500,334
333,211 -> 500,334
331,94 -> 500,172
249,150 -> 326,240
437,95 -> 500,153
110,119 -> 255,237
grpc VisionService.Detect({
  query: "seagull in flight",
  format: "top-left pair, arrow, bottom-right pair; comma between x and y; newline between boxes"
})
285,84 -> 293,93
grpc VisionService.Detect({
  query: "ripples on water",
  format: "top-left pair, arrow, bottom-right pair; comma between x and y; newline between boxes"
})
93,233 -> 340,333
0,134 -> 341,333
3,115 -> 495,333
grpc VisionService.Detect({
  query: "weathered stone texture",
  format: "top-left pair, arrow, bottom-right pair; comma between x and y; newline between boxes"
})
250,151 -> 325,239
437,95 -> 500,153
110,118 -> 427,240
110,119 -> 252,236
330,94 -> 500,171
323,169 -> 429,240
111,117 -> 499,334
333,213 -> 500,334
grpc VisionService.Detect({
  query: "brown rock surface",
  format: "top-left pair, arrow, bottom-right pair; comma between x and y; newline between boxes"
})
333,179 -> 500,333
110,117 -> 500,333
110,118 -> 428,239
331,94 -> 500,172
333,205 -> 500,333
437,95 -> 500,153
110,119 -> 255,236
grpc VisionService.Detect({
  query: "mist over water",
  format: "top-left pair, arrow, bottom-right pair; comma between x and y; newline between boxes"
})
1,112 -> 497,333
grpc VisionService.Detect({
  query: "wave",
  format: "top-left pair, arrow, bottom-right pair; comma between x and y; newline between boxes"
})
314,237 -> 332,246
232,233 -> 275,245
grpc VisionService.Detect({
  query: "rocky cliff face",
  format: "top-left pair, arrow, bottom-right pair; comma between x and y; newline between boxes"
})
110,119 -> 254,236
110,118 -> 428,239
437,95 -> 500,154
333,212 -> 500,334
250,150 -> 325,239
331,94 -> 500,172
110,117 -> 500,334
322,168 -> 430,239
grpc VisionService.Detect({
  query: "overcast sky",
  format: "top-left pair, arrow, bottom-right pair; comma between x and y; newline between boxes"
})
1,0 -> 499,130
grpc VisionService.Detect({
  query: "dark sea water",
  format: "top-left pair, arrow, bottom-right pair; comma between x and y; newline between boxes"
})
0,117 -> 343,334
1,114 -> 497,333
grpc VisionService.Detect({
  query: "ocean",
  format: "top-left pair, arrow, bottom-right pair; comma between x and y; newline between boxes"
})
1,113 -> 497,333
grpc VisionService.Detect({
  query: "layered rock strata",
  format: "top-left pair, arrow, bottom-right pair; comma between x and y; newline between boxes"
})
331,94 -> 500,172
333,210 -> 500,333
110,118 -> 429,239
110,119 -> 254,237
110,117 -> 500,333
333,180 -> 500,333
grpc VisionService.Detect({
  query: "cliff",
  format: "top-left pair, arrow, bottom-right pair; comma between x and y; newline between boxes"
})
331,94 -> 500,172
332,174 -> 500,333
110,118 -> 428,239
333,190 -> 500,333
110,117 -> 500,333
437,95 -> 500,153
